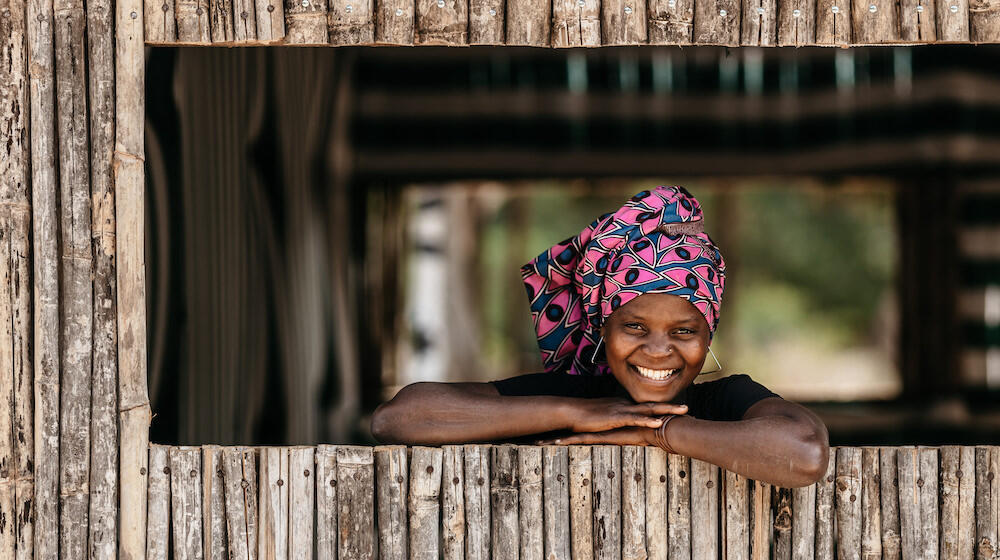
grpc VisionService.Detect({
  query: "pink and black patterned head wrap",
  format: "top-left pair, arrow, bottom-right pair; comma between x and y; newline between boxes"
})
521,186 -> 726,376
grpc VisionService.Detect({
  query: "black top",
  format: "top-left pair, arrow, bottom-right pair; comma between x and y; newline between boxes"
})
491,373 -> 779,422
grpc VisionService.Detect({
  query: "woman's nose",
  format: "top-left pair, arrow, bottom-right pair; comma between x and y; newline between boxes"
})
643,335 -> 674,357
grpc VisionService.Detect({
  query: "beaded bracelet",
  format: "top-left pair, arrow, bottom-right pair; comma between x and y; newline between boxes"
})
654,414 -> 680,454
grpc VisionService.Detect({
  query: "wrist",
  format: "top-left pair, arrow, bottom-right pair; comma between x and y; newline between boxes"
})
654,414 -> 681,453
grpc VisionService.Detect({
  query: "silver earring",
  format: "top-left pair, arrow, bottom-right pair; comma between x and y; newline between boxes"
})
591,337 -> 604,363
700,346 -> 723,374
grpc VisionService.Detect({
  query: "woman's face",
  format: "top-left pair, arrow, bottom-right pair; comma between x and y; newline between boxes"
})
602,293 -> 710,403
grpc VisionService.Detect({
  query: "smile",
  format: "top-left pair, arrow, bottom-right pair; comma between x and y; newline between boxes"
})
633,365 -> 680,381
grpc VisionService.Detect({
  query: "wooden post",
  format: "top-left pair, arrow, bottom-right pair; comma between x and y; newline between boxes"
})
316,445 -> 338,560
668,454 -> 692,560
791,484 -> 816,560
644,448 -> 668,560
723,470 -> 749,560
328,0 -> 375,43
288,447 -> 315,559
601,0 -> 647,43
492,445 -> 520,560
464,445 -> 491,560
469,0 -> 504,43
815,453 -> 836,560
899,0 -> 935,41
284,0 -> 329,43
203,446 -> 229,560
234,0 -> 259,39
409,446 -> 443,560
518,446 -> 543,560
256,0 -> 285,40
919,448 -> 940,559
145,0 -> 177,41
551,0 -> 601,46
879,448 -> 901,560
147,445 -> 171,560
621,447 -> 646,560
975,447 -> 998,560
898,447 -> 940,560
543,447 -> 571,560
568,446 -> 594,560
376,445 -> 408,560
259,447 -> 289,560
851,0 -> 898,42
691,460 -> 719,559
693,0 -> 740,44
441,446 -> 465,560
170,447 -> 205,560
506,0 -> 551,44
415,0 -> 468,44
939,446 -> 975,560
816,0 -> 851,44
772,487 -> 792,560
176,0 -> 211,41
210,0 -> 236,40
223,448 -> 259,560
970,0 -> 1000,41
776,0 -> 814,44
593,446 -> 621,560
835,447 -> 862,560
936,0 -> 970,40
740,0 -> 776,45
860,448 -> 881,560
338,446 -> 374,560
375,0 -> 415,43
648,0 -> 693,43
749,481 -> 770,560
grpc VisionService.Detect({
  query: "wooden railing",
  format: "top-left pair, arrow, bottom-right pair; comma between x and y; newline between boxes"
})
147,444 -> 990,559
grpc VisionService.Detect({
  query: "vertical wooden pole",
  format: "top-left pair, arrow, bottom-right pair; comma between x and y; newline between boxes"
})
203,446 -> 229,560
975,447 -> 999,560
409,447 -> 443,560
690,460 -> 719,559
376,445 -> 409,560
441,446 -> 464,560
284,0 -> 329,42
668,454 -> 692,560
939,446 -> 974,560
592,446 -> 620,560
723,470 -> 749,560
749,480 -> 771,560
518,446 -> 543,560
772,487 -> 792,560
144,0 -> 177,41
648,0 -> 693,43
464,445 -> 491,560
116,0 -> 151,547
568,446 -> 593,560
414,0 -> 468,44
791,484 -> 816,560
469,0 -> 504,43
223,448 -> 259,560
316,445 -> 339,560
492,445 -> 520,560
338,446 -> 375,560
170,447 -> 205,560
860,448 -> 881,560
879,448 -> 901,560
259,447 -> 290,560
644,448 -> 668,560
288,447 -> 315,559
835,447 -> 862,560
919,448 -> 939,559
621,447 -> 645,560
815,453 -> 836,560
146,445 -> 171,560
543,447 -> 571,560
551,0 -> 601,45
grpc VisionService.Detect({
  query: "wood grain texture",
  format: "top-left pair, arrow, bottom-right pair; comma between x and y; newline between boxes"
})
899,0 -> 936,41
376,0 -> 415,43
171,447 -> 205,560
176,0 -> 211,41
491,445 -> 520,560
644,448 -> 668,560
506,0 -> 550,44
620,447 -> 645,560
740,0 -> 776,44
879,448 -> 901,560
328,0 -> 374,43
860,448 -> 882,560
551,0 -> 601,46
469,0 -> 504,42
256,0 -> 285,40
203,446 -> 229,560
772,487 -> 792,560
592,446 -> 621,560
259,447 -> 289,560
147,445 -> 171,560
898,447 -> 940,560
971,0 -> 1000,40
409,446 -> 443,560
234,0 -> 259,39
691,460 -> 719,560
851,0 -> 897,42
939,446 -> 975,560
569,446 -> 594,560
223,448 -> 259,560
693,0 -> 740,44
518,446 -> 543,560
776,0 -> 814,44
464,445 -> 491,560
316,445 -> 338,560
975,447 -> 999,560
415,0 -> 468,43
441,446 -> 464,560
749,481 -> 770,560
284,0 -> 329,43
937,0 -> 970,39
835,447 -> 862,560
338,446 -> 375,560
816,0 -> 851,44
791,484 -> 816,560
376,446 -> 408,560
815,453 -> 836,560
648,0 -> 693,43
668,454 -> 691,560
210,0 -> 236,40
543,447 -> 571,560
918,448 -> 940,559
723,470 -> 749,560
288,447 -> 315,559
145,0 -> 177,41
601,0 -> 647,43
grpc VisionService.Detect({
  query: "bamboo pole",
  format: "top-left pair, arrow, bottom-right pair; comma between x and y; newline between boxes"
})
543,446 -> 571,560
491,445 -> 520,560
146,445 -> 171,560
464,445 -> 491,560
170,447 -> 205,560
691,460 -> 719,559
592,446 -> 621,560
409,446 -> 443,560
116,0 -> 150,550
316,445 -> 338,560
441,446 -> 465,560
288,447 -> 315,559
376,445 -> 408,560
644,448 -> 668,560
568,446 -> 593,560
27,0 -> 61,552
518,446 -> 543,560
669,454 -> 692,560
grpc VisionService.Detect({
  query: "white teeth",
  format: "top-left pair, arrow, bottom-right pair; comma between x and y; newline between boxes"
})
635,365 -> 678,380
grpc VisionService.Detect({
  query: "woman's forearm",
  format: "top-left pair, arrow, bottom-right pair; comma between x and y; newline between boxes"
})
665,415 -> 829,488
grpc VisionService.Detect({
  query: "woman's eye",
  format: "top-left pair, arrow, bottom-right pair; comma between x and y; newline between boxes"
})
624,323 -> 645,331
674,328 -> 695,335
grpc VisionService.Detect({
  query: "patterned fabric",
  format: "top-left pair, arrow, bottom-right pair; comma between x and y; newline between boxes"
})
521,186 -> 726,376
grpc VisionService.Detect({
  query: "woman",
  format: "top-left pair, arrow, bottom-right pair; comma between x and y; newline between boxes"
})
372,186 -> 829,488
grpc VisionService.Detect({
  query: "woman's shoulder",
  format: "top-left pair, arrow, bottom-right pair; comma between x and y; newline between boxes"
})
687,373 -> 781,421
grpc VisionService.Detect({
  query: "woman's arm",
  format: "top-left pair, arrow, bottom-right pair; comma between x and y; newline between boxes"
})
370,381 -> 689,445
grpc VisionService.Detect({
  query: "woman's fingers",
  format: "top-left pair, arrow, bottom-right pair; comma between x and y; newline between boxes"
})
540,428 -> 653,446
623,403 -> 687,427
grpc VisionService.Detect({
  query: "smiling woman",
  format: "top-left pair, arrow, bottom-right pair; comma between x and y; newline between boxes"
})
371,186 -> 829,488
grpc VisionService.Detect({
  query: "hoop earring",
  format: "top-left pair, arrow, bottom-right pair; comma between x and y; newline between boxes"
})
699,346 -> 723,375
591,337 -> 604,363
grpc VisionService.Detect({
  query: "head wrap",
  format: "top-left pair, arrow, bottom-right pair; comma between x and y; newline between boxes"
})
521,186 -> 726,376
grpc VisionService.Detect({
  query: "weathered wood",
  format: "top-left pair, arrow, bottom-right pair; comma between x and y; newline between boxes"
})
776,0 -> 814,44
919,448 -> 940,559
602,0 -> 647,43
257,0 -> 285,40
210,0 -> 236,41
328,0 -> 374,43
469,0 -> 504,43
741,0 -> 776,45
441,446 -> 464,560
816,0 -> 851,45
647,0 -> 693,43
316,445 -> 338,560
339,446 -> 375,560
899,0 -> 936,41
518,446 -> 543,560
723,470 -> 749,560
791,484 -> 816,560
835,447 -> 862,560
176,0 -> 211,41
851,0 -> 898,43
693,0 -> 739,43
620,447 -> 645,560
860,448 -> 881,560
644,448 -> 668,560
691,460 -> 719,559
409,446 -> 443,560
772,487 -> 792,560
506,0 -> 550,44
937,0 -> 970,40
284,0 -> 327,43
234,0 -> 258,39
415,0 -> 468,44
749,481 -> 770,560
147,445 -> 171,560
879,448 -> 901,560
543,447 -> 571,560
975,447 -> 999,560
464,445 -> 491,560
971,0 -> 1000,41
171,447 -> 205,560
288,447 -> 315,559
898,447 -> 940,560
815,453 -> 836,560
0,198 -> 16,557
568,446 -> 594,560
492,445 -> 520,560
223,448 -> 259,560
259,447 -> 289,560
668,453 -> 692,560
593,446 -> 621,560
376,0 -> 415,43
376,445 -> 408,560
939,446 -> 975,560
203,446 -> 228,560
144,0 -> 177,41
551,0 -> 601,46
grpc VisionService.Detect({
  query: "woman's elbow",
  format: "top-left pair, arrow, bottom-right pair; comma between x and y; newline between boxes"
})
371,402 -> 405,444
794,424 -> 830,487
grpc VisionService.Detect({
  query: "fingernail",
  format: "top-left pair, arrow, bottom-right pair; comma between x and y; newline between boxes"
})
651,419 -> 664,426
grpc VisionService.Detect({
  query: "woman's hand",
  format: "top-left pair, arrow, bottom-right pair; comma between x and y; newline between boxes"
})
539,427 -> 659,447
565,398 -> 687,433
